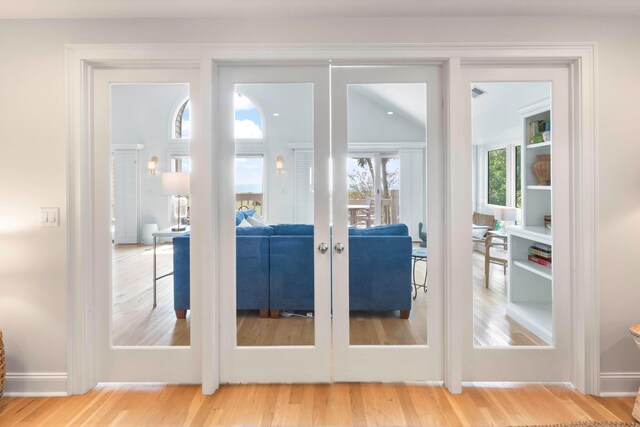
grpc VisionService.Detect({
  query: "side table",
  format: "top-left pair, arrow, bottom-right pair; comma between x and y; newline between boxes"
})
152,227 -> 189,308
411,247 -> 428,300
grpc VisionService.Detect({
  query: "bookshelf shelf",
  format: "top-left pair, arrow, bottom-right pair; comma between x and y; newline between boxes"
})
513,259 -> 552,280
527,141 -> 551,149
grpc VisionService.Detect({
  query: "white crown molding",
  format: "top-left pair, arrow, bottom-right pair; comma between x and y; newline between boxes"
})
2,1 -> 640,20
112,143 -> 145,151
518,98 -> 551,117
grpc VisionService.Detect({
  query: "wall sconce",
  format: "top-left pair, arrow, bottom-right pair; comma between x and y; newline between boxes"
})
276,155 -> 284,175
148,155 -> 158,175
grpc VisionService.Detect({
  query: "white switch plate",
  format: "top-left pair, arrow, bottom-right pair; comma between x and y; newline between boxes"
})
40,207 -> 60,227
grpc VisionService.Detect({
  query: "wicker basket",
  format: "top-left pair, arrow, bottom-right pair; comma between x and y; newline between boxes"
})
629,325 -> 640,422
0,329 -> 5,398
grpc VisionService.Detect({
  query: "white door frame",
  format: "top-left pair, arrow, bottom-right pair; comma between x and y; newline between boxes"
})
67,43 -> 597,396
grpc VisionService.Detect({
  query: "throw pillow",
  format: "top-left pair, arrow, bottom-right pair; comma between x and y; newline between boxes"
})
238,219 -> 252,228
472,227 -> 488,239
246,215 -> 265,227
235,211 -> 245,226
252,212 -> 264,222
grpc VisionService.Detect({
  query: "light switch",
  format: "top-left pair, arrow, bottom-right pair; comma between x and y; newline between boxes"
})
40,207 -> 60,227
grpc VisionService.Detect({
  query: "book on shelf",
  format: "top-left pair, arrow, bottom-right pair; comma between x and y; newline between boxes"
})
528,254 -> 552,268
529,247 -> 552,260
529,119 -> 550,145
532,242 -> 552,253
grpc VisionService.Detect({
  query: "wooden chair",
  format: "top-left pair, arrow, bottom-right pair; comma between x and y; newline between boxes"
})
472,212 -> 497,245
356,197 -> 374,228
472,212 -> 507,288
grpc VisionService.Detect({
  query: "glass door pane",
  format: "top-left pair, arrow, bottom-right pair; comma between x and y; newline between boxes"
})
471,81 -> 552,347
233,83 -> 316,347
345,83 -> 428,346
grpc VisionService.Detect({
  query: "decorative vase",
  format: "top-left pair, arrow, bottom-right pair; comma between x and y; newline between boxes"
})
532,154 -> 551,186
543,130 -> 551,142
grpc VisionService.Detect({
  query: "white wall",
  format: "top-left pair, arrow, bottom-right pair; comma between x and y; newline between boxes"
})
0,16 -> 639,395
111,84 -> 189,238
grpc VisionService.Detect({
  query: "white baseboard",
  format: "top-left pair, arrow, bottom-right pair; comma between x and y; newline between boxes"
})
600,372 -> 640,397
3,372 -> 68,397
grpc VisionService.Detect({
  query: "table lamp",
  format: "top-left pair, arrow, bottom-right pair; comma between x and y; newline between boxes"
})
161,172 -> 190,231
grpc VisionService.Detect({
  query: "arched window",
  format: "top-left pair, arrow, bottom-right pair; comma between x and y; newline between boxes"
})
174,99 -> 190,139
234,92 -> 263,139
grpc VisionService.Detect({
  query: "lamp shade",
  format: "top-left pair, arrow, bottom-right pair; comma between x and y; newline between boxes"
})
161,172 -> 190,196
494,206 -> 518,222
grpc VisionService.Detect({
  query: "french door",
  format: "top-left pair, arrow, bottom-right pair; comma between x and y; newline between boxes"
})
460,65 -> 572,382
93,69 -> 202,382
218,64 -> 444,382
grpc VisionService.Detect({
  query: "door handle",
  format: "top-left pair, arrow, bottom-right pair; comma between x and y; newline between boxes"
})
334,242 -> 344,254
318,243 -> 329,254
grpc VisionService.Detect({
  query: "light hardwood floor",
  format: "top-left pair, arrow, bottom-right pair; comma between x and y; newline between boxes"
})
113,244 -> 190,346
473,251 -> 546,346
0,383 -> 635,426
112,244 -> 542,347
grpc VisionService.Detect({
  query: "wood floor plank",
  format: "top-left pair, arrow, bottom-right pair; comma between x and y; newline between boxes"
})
1,383 -> 635,426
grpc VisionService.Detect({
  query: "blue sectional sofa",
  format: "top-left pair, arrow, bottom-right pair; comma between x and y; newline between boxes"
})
172,223 -> 413,319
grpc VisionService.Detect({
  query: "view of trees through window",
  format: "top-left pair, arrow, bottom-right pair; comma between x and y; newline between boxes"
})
347,156 -> 400,225
487,148 -> 507,206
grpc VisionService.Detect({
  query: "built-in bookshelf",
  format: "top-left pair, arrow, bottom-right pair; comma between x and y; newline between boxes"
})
506,100 -> 553,345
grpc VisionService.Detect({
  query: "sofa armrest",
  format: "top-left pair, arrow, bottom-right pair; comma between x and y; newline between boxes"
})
348,235 -> 412,311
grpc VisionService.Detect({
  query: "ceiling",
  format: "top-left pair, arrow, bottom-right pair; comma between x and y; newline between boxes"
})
352,84 -> 426,128
1,0 -> 640,20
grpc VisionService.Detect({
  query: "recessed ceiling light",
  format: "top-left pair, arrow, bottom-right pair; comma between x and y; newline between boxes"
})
273,113 -> 280,117
387,111 -> 394,115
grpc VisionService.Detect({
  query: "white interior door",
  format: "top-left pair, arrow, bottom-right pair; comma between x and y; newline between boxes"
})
218,65 -> 332,382
93,68 -> 201,382
331,65 -> 444,381
460,65 -> 572,382
112,149 -> 139,244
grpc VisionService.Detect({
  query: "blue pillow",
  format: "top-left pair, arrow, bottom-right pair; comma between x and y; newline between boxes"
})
242,209 -> 256,218
235,211 -> 245,226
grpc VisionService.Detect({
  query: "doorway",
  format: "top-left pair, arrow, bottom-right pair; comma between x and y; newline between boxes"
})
218,64 -> 444,382
68,44 -> 596,395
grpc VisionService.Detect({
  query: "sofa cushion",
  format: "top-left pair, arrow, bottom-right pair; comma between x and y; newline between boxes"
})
236,225 -> 275,236
273,224 -> 314,236
235,211 -> 245,226
349,224 -> 409,236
